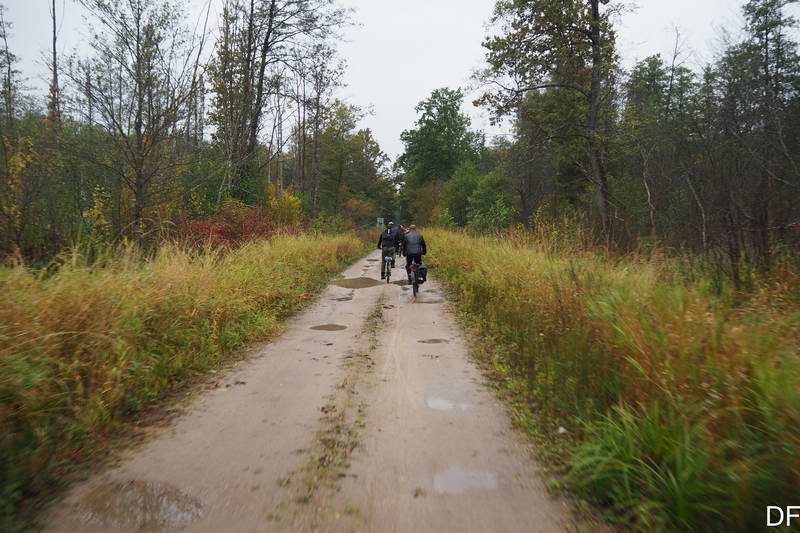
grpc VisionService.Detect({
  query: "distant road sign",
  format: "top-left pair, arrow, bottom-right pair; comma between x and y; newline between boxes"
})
377,217 -> 384,226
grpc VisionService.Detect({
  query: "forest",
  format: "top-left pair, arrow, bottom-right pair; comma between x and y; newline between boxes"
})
1,0 -> 800,531
0,0 -> 797,283
0,0 -> 396,262
401,0 -> 800,287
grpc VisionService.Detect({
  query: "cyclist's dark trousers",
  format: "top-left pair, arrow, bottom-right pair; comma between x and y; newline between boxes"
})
406,254 -> 422,279
381,247 -> 396,268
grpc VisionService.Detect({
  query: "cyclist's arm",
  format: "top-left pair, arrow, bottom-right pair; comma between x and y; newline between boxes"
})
420,236 -> 427,255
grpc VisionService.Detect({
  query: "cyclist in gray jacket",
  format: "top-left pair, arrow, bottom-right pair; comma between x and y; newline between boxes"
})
402,225 -> 427,283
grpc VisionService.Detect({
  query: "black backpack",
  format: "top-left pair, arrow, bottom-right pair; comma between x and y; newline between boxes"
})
382,229 -> 394,247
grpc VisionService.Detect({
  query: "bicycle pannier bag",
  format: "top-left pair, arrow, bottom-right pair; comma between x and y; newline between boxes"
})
417,264 -> 428,283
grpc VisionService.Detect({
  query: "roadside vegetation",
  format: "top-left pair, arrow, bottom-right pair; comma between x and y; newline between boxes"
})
427,226 -> 800,532
0,233 -> 366,528
397,1 -> 800,526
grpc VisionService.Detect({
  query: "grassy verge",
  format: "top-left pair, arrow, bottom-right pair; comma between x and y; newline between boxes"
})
0,234 -> 367,529
426,228 -> 800,532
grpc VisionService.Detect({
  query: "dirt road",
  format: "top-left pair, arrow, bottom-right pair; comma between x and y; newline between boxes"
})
43,251 -> 571,532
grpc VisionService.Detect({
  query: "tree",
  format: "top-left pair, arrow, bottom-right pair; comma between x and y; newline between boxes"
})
69,0 -> 206,239
314,101 -> 395,224
396,88 -> 482,223
441,161 -> 480,226
477,0 -> 619,240
0,4 -> 24,254
397,87 -> 481,186
739,0 -> 799,268
208,0 -> 348,207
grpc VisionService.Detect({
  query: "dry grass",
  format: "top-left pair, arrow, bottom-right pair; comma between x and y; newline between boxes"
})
0,234 -> 366,528
427,228 -> 800,531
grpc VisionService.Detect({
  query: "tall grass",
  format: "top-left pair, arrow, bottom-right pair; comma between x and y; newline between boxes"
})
427,228 -> 800,531
0,234 -> 366,527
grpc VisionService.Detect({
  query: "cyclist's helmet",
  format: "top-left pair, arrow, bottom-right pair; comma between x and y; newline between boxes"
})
388,221 -> 395,227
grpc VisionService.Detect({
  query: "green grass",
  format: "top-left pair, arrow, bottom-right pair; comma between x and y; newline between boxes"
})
0,234 -> 367,529
427,228 -> 800,532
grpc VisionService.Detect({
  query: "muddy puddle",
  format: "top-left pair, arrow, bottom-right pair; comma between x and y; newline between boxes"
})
433,467 -> 498,495
417,299 -> 444,304
332,277 -> 383,289
76,480 -> 203,530
418,338 -> 450,344
366,258 -> 380,262
310,324 -> 347,331
331,296 -> 353,302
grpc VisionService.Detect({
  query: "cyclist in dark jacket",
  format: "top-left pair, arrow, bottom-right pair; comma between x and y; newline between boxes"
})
377,222 -> 401,277
402,225 -> 426,282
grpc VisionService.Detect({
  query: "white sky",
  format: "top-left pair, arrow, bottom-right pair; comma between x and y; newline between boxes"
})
5,0 -> 800,159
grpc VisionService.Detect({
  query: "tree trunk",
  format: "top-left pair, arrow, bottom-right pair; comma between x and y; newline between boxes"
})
49,0 -> 61,127
588,0 -> 612,242
134,174 -> 146,239
311,93 -> 321,215
248,0 -> 278,155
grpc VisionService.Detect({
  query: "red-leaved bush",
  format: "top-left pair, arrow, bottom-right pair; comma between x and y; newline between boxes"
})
176,199 -> 301,247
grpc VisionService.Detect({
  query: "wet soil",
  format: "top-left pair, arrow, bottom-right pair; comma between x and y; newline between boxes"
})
433,467 -> 498,494
310,324 -> 347,331
332,277 -> 384,289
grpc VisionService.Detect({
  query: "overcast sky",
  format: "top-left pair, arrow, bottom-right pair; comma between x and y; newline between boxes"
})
6,0 -> 799,159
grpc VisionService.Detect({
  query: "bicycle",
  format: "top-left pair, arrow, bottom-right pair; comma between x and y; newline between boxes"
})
409,263 -> 419,296
382,252 -> 393,283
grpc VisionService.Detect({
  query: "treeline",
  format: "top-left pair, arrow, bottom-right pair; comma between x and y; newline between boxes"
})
398,0 -> 800,283
0,0 -> 396,262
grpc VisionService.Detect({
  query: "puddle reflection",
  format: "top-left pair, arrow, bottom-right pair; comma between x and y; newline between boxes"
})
433,467 -> 498,494
426,397 -> 470,411
77,480 -> 203,530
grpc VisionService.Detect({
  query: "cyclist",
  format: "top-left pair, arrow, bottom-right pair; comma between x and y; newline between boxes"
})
402,224 -> 427,283
399,224 -> 411,255
377,221 -> 400,279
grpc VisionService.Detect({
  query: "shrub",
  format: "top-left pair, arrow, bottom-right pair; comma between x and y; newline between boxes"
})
467,198 -> 516,232
311,212 -> 354,234
433,206 -> 456,228
176,199 -> 289,246
340,197 -> 376,227
268,185 -> 303,226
